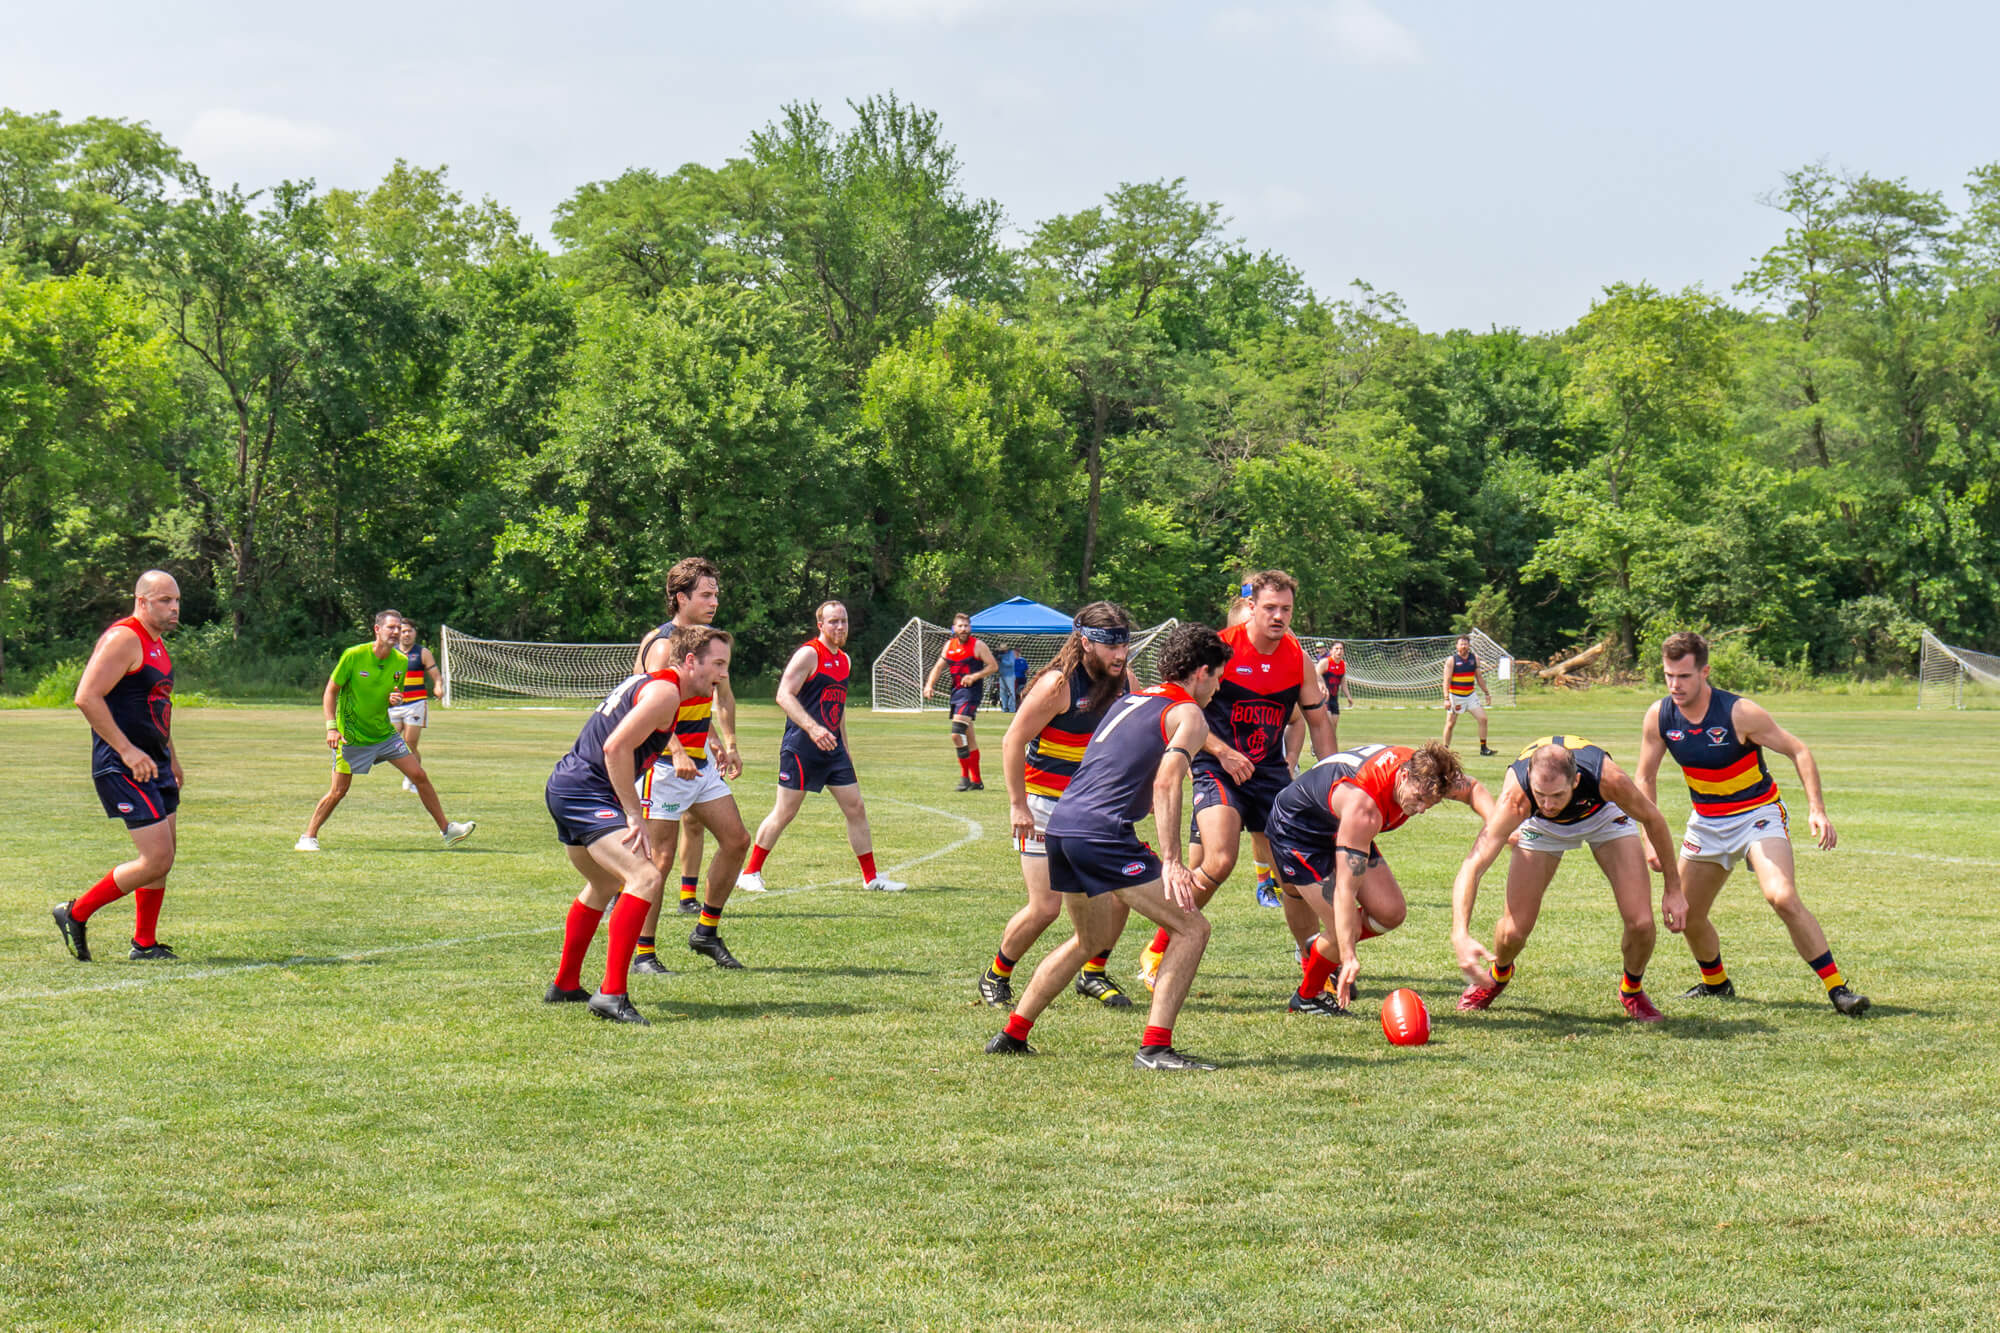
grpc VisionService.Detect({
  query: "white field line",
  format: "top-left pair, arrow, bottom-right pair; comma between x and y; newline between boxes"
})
1843,847 -> 2000,869
3,798 -> 981,1004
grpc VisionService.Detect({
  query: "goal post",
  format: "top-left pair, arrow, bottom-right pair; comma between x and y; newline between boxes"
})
437,625 -> 640,706
1294,629 -> 1517,707
1918,630 -> 2000,710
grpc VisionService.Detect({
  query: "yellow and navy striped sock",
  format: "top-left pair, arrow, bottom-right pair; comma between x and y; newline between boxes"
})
1491,959 -> 1515,984
1081,949 -> 1112,976
694,903 -> 723,939
1620,969 -> 1645,995
1807,950 -> 1844,992
1697,955 -> 1728,987
678,876 -> 699,905
987,950 -> 1015,981
634,935 -> 655,959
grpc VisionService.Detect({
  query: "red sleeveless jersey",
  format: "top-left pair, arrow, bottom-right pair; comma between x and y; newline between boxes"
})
1199,623 -> 1305,772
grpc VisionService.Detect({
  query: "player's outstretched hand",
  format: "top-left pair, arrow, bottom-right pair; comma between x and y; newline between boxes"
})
120,745 -> 159,783
1809,810 -> 1837,851
1661,884 -> 1688,934
1336,957 -> 1361,1009
1453,932 -> 1496,987
1163,861 -> 1199,913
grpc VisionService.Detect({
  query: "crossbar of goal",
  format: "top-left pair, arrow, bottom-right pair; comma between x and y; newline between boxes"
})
1917,630 -> 2000,710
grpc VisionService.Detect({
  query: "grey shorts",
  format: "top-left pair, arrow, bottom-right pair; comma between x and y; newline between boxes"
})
336,735 -> 412,776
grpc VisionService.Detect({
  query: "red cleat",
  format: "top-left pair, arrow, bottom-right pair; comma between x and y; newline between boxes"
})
1457,976 -> 1508,1011
1620,989 -> 1666,1022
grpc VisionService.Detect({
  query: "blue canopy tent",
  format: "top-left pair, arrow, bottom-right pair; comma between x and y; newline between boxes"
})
872,598 -> 1180,711
967,597 -> 1075,636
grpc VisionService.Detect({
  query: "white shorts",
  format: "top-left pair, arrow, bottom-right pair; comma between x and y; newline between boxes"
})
1514,802 -> 1641,857
639,759 -> 732,820
1447,694 -> 1486,718
389,700 -> 429,729
1016,794 -> 1059,857
1680,801 -> 1789,870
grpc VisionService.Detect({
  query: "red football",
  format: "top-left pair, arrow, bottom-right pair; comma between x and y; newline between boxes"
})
1381,988 -> 1430,1046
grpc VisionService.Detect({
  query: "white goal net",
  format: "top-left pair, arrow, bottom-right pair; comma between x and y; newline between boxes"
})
1918,630 -> 2000,710
438,625 -> 639,706
870,617 -> 1178,712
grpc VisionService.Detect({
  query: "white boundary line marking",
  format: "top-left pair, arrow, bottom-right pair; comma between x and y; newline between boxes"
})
4,797 -> 981,1004
1844,847 -> 2000,869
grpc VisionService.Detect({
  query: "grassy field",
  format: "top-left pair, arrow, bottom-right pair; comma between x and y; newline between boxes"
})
3,695 -> 1998,1331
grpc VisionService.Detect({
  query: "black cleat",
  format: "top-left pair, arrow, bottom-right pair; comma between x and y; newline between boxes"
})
52,901 -> 90,962
968,780 -> 985,791
1287,990 -> 1352,1017
1133,1045 -> 1217,1071
1479,745 -> 1497,757
1075,972 -> 1133,1008
588,992 -> 650,1025
632,953 -> 673,976
985,1031 -> 1037,1055
1828,984 -> 1871,1018
955,775 -> 973,792
688,931 -> 744,969
676,897 -> 701,916
543,983 -> 591,1004
978,971 -> 1013,1008
1681,979 -> 1737,999
127,943 -> 179,961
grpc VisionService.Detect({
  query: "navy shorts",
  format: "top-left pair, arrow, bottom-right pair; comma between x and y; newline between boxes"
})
545,779 -> 633,848
949,686 -> 982,719
777,741 -> 857,793
1190,762 -> 1290,837
1267,830 -> 1382,887
1045,832 -> 1161,898
94,767 -> 179,829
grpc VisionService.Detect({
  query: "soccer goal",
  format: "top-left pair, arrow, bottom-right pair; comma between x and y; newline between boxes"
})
1917,630 -> 2000,710
1295,629 -> 1517,707
870,617 -> 1179,712
437,625 -> 639,706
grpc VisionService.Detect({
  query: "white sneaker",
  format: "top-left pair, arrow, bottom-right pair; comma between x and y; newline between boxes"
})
735,870 -> 768,894
864,876 -> 907,893
294,835 -> 320,852
402,777 -> 418,794
442,820 -> 476,847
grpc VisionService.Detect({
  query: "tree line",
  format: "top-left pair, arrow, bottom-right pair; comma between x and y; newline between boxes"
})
3,97 -> 1995,689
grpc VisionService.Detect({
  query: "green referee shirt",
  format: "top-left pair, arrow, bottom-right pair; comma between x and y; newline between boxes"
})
331,642 -> 408,745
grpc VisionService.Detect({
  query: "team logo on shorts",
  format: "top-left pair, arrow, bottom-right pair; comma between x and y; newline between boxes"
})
1613,816 -> 1630,826
1682,838 -> 1701,853
594,808 -> 620,820
1121,861 -> 1147,876
1753,818 -> 1770,829
117,802 -> 133,814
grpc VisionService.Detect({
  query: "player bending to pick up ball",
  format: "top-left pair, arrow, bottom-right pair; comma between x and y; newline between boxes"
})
543,626 -> 733,1026
985,623 -> 1232,1070
1636,631 -> 1868,1017
737,600 -> 906,895
1266,742 -> 1492,1016
1451,736 -> 1685,1021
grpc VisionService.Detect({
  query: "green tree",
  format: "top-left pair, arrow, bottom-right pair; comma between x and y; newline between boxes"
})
0,109 -> 186,278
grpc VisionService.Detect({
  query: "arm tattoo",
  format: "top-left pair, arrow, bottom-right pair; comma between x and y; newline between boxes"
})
1342,849 -> 1370,877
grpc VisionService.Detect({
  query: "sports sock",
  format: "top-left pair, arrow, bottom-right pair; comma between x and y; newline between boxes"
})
1299,942 -> 1338,999
1621,970 -> 1645,995
601,893 -> 651,996
554,899 -> 605,991
968,750 -> 982,783
857,851 -> 877,883
1253,858 -> 1273,889
988,950 -> 1016,980
694,902 -> 724,939
1698,954 -> 1728,986
1003,1012 -> 1034,1041
744,845 -> 770,876
956,751 -> 971,778
679,874 -> 700,903
1148,927 -> 1170,957
1806,950 -> 1844,992
1491,959 -> 1516,983
132,887 -> 164,948
71,869 -> 129,923
634,934 -> 656,959
1140,1025 -> 1172,1050
1081,949 -> 1112,976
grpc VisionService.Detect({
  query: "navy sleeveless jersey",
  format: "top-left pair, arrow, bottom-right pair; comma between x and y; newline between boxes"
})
1269,743 -> 1406,843
1198,623 -> 1306,773
1658,689 -> 1779,817
785,638 -> 849,742
1045,684 -> 1195,838
550,670 -> 680,789
1025,664 -> 1128,798
1510,734 -> 1610,825
93,615 -> 174,776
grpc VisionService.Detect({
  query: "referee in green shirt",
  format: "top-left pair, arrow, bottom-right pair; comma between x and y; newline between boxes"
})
296,609 -> 476,851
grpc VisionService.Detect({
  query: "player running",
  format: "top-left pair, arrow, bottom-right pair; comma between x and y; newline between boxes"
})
53,571 -> 185,963
924,613 -> 999,791
1636,631 -> 1869,1017
391,618 -> 440,795
1450,736 -> 1685,1021
543,626 -> 733,1025
1137,572 -> 1336,989
1268,742 -> 1493,1015
736,601 -> 906,895
979,601 -> 1139,1011
1439,635 -> 1496,756
630,557 -> 751,974
296,611 -> 474,852
984,623 -> 1233,1070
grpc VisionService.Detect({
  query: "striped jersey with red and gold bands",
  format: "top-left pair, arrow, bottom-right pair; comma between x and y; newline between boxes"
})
1024,664 -> 1129,798
1658,688 -> 1780,817
1447,651 -> 1478,697
400,644 -> 429,702
646,620 -> 714,765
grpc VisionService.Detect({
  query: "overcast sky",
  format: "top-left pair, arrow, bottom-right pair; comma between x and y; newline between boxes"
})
8,0 -> 1996,332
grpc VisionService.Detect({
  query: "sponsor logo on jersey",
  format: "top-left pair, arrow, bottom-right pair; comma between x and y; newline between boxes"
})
1234,666 -> 1254,675
1122,861 -> 1147,876
1666,729 -> 1686,741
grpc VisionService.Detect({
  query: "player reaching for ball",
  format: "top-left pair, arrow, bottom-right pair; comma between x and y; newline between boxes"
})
543,626 -> 733,1025
737,601 -> 906,895
923,613 -> 999,791
1635,631 -> 1869,1017
1450,736 -> 1685,1021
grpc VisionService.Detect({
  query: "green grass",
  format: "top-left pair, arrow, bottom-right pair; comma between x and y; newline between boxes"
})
3,697 -> 1998,1331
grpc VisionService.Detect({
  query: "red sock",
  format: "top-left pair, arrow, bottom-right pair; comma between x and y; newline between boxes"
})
957,750 -> 971,778
554,899 -> 604,991
1004,1012 -> 1034,1040
1141,1025 -> 1172,1049
969,750 -> 982,783
1149,927 -> 1170,956
857,851 -> 877,882
71,869 -> 129,923
601,893 -> 652,996
133,887 -> 164,948
1299,940 -> 1338,998
745,843 -> 771,875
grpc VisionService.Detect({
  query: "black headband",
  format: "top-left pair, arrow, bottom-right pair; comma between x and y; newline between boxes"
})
1074,619 -> 1130,646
